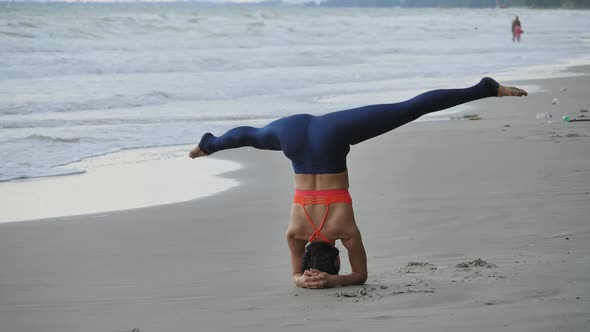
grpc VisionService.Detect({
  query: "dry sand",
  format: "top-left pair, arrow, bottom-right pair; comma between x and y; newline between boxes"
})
0,69 -> 589,332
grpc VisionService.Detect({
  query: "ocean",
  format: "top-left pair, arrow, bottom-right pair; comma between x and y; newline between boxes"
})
1,3 -> 589,182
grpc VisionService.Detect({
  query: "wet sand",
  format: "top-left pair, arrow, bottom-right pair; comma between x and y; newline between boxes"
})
0,145 -> 240,222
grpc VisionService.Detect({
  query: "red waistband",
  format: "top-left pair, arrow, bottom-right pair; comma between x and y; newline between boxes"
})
293,189 -> 352,205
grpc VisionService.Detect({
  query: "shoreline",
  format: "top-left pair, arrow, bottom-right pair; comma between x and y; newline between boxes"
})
2,55 -> 590,223
0,145 -> 240,223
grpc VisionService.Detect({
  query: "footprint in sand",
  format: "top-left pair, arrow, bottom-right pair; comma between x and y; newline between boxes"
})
454,258 -> 509,281
456,258 -> 496,269
546,130 -> 589,141
402,261 -> 437,274
331,285 -> 436,302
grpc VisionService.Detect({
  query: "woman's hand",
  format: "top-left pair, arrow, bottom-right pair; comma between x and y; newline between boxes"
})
294,269 -> 332,289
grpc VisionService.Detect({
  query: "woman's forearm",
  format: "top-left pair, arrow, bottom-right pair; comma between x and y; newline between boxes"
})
293,271 -> 367,288
328,272 -> 367,287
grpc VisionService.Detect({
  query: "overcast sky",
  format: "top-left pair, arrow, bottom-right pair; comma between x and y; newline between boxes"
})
13,0 -> 314,3
53,0 -> 314,3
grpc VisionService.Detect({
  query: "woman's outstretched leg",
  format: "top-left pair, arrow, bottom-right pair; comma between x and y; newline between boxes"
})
316,77 -> 526,146
190,113 -> 311,158
190,125 -> 282,158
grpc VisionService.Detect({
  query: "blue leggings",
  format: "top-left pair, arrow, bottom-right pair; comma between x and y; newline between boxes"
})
199,77 -> 499,174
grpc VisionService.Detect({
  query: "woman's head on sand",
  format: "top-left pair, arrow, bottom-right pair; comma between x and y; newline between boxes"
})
302,242 -> 340,275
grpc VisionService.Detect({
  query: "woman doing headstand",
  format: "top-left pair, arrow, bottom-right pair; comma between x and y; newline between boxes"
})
189,77 -> 527,289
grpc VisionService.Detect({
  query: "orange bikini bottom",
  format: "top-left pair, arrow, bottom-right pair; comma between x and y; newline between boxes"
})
293,189 -> 353,245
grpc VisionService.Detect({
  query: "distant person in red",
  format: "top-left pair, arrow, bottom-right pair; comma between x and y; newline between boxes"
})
512,16 -> 523,42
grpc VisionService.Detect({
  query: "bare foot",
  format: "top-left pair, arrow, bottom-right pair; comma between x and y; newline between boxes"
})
498,85 -> 528,97
189,145 -> 207,159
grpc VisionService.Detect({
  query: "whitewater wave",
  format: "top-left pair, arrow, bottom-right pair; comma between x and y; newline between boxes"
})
2,113 -> 279,130
0,30 -> 35,38
25,134 -> 81,143
0,169 -> 86,183
0,91 -> 174,116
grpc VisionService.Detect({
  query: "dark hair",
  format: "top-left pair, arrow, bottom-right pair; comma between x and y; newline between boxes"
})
302,242 -> 340,275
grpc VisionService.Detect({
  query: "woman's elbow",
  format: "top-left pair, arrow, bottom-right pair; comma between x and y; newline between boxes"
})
354,272 -> 368,285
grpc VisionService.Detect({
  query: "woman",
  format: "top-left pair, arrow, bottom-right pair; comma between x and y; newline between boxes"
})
512,16 -> 523,42
189,77 -> 527,289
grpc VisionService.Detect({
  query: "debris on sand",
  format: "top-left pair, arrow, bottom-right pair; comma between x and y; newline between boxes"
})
406,289 -> 435,294
451,114 -> 481,120
463,114 -> 481,120
456,258 -> 496,269
536,113 -> 552,119
332,287 -> 372,298
563,116 -> 590,122
407,261 -> 435,268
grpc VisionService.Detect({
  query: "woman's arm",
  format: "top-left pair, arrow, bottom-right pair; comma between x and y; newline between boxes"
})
335,226 -> 368,286
287,232 -> 307,288
326,271 -> 366,287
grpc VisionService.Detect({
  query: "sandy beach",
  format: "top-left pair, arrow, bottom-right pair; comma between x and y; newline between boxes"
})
0,146 -> 240,223
1,68 -> 589,331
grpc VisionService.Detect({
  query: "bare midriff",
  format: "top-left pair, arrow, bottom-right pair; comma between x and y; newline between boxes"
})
294,170 -> 349,191
290,170 -> 354,243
